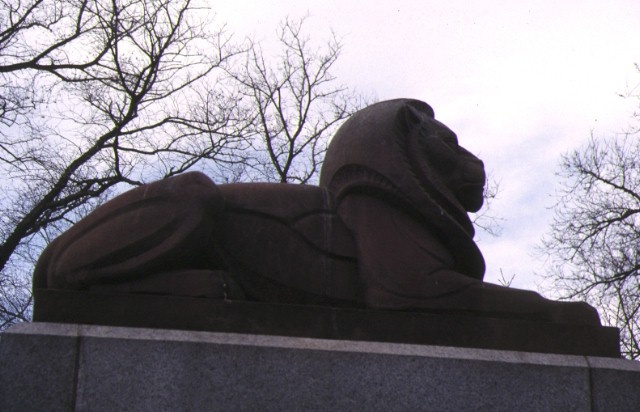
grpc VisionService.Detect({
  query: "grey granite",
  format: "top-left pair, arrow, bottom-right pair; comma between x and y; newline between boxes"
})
0,323 -> 79,411
588,356 -> 640,412
1,322 -> 639,411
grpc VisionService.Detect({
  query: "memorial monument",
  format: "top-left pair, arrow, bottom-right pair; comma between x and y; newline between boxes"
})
29,98 -> 618,355
6,99 -> 638,411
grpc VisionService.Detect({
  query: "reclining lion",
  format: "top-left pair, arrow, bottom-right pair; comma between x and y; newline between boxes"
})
33,98 -> 600,325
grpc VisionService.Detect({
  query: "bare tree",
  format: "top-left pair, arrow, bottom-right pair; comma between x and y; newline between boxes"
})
0,0 -> 244,328
541,132 -> 640,360
220,17 -> 366,184
471,175 -> 503,238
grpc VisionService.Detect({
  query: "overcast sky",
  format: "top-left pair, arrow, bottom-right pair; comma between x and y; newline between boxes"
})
215,0 -> 640,290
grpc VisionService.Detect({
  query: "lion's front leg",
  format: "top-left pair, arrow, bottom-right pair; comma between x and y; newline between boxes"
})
336,194 -> 475,306
336,194 -> 601,325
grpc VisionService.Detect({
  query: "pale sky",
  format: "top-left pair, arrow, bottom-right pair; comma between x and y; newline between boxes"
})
215,0 -> 640,290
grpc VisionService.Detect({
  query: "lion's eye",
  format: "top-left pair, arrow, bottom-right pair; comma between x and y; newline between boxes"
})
441,132 -> 459,147
419,135 -> 457,174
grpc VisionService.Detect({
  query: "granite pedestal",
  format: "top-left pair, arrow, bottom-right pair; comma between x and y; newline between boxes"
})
2,322 -> 639,411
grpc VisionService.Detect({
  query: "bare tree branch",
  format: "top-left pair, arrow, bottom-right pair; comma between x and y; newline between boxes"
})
222,16 -> 367,184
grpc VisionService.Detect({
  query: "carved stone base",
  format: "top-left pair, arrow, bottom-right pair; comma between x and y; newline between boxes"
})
33,289 -> 619,357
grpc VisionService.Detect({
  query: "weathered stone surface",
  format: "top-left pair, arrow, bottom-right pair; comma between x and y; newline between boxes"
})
2,323 -> 639,412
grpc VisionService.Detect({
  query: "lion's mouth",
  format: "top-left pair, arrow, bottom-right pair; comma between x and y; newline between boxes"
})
456,182 -> 485,213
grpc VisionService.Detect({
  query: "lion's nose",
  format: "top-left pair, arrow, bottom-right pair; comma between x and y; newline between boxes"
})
462,157 -> 486,185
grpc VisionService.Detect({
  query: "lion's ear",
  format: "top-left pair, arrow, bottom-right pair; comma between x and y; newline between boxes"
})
396,104 -> 422,135
396,100 -> 434,135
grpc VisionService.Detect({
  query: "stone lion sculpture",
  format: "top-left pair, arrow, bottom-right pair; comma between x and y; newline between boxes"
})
33,98 -> 600,325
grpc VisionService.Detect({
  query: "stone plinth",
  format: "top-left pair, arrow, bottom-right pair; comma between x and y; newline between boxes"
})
2,322 -> 639,411
32,289 -> 620,357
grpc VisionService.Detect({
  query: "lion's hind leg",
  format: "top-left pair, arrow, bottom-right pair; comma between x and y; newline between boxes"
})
33,172 -> 226,294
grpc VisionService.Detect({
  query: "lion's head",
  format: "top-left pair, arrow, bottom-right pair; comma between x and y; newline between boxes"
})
320,98 -> 486,279
320,99 -> 486,220
397,101 -> 486,214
